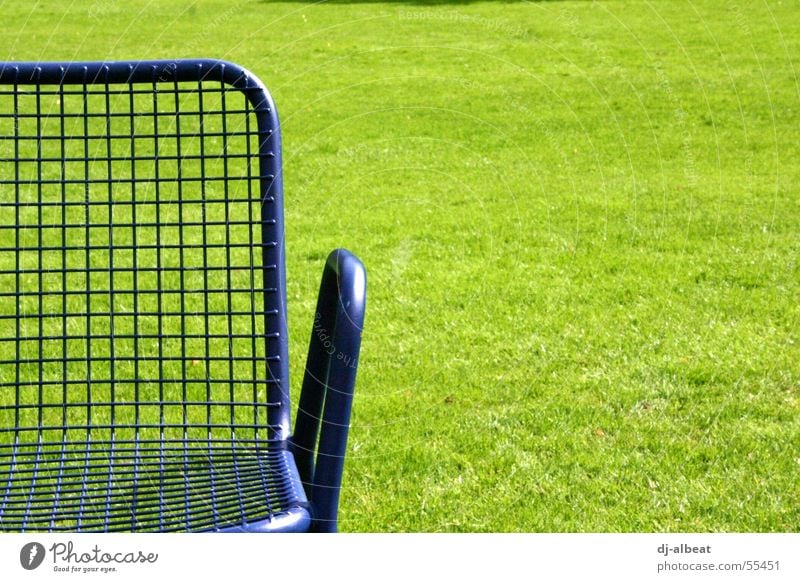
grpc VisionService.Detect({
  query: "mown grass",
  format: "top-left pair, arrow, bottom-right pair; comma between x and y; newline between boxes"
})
0,0 -> 798,532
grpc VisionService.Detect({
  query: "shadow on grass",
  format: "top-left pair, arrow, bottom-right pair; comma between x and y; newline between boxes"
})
261,0 -> 559,5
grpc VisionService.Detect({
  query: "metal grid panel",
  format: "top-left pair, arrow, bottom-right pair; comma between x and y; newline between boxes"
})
0,61 -> 300,531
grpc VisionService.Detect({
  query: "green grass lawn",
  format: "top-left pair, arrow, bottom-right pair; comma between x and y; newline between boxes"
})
0,0 -> 798,532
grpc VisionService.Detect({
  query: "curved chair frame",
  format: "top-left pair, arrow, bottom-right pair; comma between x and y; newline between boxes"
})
0,59 -> 365,533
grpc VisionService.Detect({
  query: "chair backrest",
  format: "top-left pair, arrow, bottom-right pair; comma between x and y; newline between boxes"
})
0,60 -> 291,451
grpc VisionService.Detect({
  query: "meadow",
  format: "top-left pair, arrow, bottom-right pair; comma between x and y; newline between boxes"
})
0,0 -> 798,531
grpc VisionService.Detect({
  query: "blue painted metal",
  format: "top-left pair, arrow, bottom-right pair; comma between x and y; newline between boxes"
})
217,507 -> 312,533
292,249 -> 367,532
0,59 -> 366,533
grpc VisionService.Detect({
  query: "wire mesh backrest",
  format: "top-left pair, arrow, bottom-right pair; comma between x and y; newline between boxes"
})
0,61 -> 289,451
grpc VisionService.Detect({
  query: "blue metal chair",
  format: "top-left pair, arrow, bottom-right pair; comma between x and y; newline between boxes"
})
0,59 -> 366,532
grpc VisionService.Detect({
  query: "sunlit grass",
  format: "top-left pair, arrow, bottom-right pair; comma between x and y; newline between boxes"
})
0,0 -> 798,532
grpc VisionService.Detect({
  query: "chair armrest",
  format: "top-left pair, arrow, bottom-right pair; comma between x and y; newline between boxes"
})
290,248 -> 366,532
